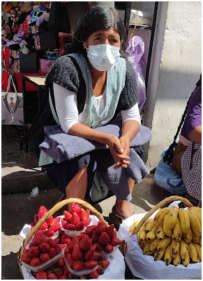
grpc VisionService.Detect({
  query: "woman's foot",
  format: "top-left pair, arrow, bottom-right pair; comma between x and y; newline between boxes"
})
112,199 -> 132,219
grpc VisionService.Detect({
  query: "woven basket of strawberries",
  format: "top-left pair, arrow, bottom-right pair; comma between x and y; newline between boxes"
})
17,198 -> 126,279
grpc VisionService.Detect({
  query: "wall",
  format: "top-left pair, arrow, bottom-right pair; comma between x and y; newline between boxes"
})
146,1 -> 201,169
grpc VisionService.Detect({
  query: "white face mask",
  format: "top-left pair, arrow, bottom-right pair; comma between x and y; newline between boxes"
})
86,44 -> 120,71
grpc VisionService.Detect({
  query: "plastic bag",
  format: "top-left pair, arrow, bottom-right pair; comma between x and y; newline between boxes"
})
154,150 -> 186,195
118,212 -> 201,279
126,35 -> 146,110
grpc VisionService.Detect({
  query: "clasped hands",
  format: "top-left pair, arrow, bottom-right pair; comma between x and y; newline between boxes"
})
107,135 -> 130,169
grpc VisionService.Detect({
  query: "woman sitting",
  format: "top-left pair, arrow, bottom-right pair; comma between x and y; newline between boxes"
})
41,6 -> 150,218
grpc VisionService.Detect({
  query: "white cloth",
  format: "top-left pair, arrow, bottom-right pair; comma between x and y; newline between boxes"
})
53,83 -> 141,133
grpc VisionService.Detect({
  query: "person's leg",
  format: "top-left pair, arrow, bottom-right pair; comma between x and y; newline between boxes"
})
45,152 -> 96,200
97,150 -> 132,218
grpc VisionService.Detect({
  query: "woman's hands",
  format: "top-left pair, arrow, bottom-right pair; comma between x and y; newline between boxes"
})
106,135 -> 130,169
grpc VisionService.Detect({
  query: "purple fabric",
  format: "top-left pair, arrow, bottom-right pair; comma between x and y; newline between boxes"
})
126,36 -> 146,110
181,86 -> 201,140
39,123 -> 152,163
181,142 -> 201,200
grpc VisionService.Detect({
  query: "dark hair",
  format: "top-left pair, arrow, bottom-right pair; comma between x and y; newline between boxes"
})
67,6 -> 127,55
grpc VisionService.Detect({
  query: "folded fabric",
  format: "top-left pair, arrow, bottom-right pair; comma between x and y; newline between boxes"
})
39,123 -> 152,163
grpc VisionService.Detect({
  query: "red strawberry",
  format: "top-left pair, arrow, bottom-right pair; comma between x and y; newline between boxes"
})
83,217 -> 91,227
30,257 -> 41,267
61,219 -> 67,228
49,247 -> 57,257
59,276 -> 66,279
40,253 -> 50,263
38,206 -> 48,218
65,223 -> 75,230
72,260 -> 85,271
72,243 -> 82,260
72,236 -> 80,244
46,216 -> 54,226
96,221 -> 107,233
94,243 -> 103,252
86,225 -> 97,235
34,214 -> 39,224
58,257 -> 65,267
66,253 -> 73,266
75,222 -> 84,231
40,222 -> 49,231
84,260 -> 98,269
98,232 -> 110,245
89,270 -> 99,279
92,252 -> 103,261
22,255 -> 31,264
85,244 -> 97,261
45,229 -> 55,237
35,271 -> 47,279
104,244 -> 113,253
96,265 -> 103,274
47,238 -> 57,247
33,230 -> 47,244
47,273 -> 57,279
72,212 -> 80,225
100,260 -> 110,269
39,242 -> 50,253
106,224 -> 115,238
111,238 -> 122,246
64,210 -> 72,222
79,236 -> 92,251
55,268 -> 64,277
91,230 -> 99,243
28,246 -> 39,257
70,203 -> 81,215
61,237 -> 71,245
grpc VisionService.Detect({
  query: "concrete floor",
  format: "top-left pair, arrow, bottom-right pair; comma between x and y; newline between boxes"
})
2,126 -> 170,279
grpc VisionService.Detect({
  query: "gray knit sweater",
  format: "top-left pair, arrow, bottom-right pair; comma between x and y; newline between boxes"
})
46,54 -> 138,116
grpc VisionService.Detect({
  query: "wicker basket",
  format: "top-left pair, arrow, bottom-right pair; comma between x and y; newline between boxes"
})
17,197 -> 108,278
131,195 -> 193,235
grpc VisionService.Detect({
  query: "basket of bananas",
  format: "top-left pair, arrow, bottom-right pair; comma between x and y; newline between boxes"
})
118,195 -> 201,279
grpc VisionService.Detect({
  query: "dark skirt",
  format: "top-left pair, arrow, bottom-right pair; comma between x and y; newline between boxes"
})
44,149 -> 131,201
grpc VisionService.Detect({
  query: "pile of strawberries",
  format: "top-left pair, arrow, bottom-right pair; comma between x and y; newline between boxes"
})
32,257 -> 71,279
22,231 -> 65,267
63,221 -> 123,278
31,206 -> 61,237
22,203 -> 123,279
61,203 -> 91,231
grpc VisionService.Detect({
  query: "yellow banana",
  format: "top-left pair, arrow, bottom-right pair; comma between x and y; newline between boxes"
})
143,241 -> 152,255
188,208 -> 201,237
189,207 -> 202,224
194,243 -> 202,261
156,224 -> 165,240
157,238 -> 171,251
193,234 -> 201,245
154,249 -> 165,260
137,224 -> 146,241
171,240 -> 180,258
183,228 -> 193,244
188,243 -> 199,263
138,240 -> 145,250
149,239 -> 159,254
180,241 -> 190,266
154,208 -> 170,226
172,218 -> 182,241
173,252 -> 181,266
164,244 -> 172,265
145,219 -> 154,233
146,225 -> 157,241
179,208 -> 190,234
129,220 -> 140,234
163,208 -> 179,237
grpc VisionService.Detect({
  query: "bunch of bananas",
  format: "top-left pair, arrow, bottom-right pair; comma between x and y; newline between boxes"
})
129,206 -> 202,266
